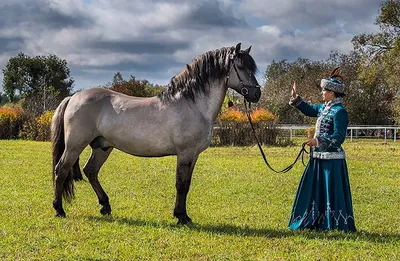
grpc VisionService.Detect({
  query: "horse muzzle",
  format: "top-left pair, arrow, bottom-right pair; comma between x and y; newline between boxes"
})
242,86 -> 261,103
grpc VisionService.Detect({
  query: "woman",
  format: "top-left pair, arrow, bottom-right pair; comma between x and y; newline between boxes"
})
288,67 -> 356,232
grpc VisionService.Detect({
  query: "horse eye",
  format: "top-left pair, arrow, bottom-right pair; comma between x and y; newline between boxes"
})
236,61 -> 245,69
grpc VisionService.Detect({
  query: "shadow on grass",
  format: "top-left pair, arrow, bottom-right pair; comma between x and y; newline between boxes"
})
87,215 -> 399,243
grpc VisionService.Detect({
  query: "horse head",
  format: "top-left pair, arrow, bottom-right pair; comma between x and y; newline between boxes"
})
226,43 -> 261,103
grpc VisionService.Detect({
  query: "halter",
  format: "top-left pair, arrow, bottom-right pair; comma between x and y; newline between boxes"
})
225,54 -> 259,96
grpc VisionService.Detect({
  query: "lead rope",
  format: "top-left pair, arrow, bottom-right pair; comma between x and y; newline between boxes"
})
244,99 -> 310,173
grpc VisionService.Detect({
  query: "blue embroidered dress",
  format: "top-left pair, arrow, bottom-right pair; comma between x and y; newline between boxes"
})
288,96 -> 356,232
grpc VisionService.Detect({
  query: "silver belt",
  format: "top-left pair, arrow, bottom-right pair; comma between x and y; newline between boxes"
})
311,150 -> 346,160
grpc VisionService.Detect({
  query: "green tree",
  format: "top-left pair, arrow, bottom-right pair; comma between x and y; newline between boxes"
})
0,91 -> 10,106
321,51 -> 394,125
352,0 -> 400,123
2,52 -> 74,115
262,58 -> 333,124
112,71 -> 124,84
352,0 -> 399,57
263,50 -> 397,125
109,73 -> 165,97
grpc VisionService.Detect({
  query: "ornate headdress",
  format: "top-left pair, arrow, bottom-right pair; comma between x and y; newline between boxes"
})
320,67 -> 345,94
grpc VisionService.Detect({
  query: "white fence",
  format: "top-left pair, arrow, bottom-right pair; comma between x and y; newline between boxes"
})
277,125 -> 400,143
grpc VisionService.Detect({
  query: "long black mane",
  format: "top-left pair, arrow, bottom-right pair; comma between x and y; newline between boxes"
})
159,45 -> 257,103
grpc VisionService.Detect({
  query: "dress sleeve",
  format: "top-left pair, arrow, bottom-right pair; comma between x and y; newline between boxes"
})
316,109 -> 348,150
289,95 -> 321,117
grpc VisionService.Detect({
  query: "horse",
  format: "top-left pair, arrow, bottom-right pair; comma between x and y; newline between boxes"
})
51,43 -> 261,224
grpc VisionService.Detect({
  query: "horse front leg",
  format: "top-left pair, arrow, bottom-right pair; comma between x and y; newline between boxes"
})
174,156 -> 198,225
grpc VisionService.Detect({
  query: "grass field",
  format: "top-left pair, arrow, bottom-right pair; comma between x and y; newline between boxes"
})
0,139 -> 399,260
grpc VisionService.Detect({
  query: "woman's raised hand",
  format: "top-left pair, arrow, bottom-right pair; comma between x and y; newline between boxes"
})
291,81 -> 297,98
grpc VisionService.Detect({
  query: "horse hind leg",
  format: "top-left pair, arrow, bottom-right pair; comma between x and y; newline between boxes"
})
174,155 -> 198,225
83,145 -> 113,216
53,148 -> 83,217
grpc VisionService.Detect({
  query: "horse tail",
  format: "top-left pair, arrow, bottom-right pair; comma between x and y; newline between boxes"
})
51,97 -> 82,202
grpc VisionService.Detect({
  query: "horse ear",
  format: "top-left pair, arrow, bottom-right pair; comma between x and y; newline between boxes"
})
244,45 -> 252,54
235,43 -> 241,54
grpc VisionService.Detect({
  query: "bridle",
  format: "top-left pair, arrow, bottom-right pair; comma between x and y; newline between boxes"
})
225,54 -> 260,97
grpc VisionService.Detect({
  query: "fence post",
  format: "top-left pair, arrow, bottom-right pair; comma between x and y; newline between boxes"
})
384,127 -> 387,143
350,128 -> 353,142
290,127 -> 293,140
395,128 -> 397,143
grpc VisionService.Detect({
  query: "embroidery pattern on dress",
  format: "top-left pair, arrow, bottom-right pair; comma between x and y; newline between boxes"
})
290,200 -> 354,227
314,98 -> 343,150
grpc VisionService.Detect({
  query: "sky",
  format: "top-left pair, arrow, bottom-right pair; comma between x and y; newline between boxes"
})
0,0 -> 383,92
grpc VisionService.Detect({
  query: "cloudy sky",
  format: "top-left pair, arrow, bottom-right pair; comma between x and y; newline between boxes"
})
0,0 -> 383,91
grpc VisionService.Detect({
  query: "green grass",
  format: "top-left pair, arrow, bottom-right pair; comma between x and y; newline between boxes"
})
0,139 -> 399,260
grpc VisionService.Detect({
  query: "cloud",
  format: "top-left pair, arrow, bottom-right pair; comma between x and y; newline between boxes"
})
0,0 -> 383,91
0,0 -> 91,30
240,0 -> 381,30
185,1 -> 248,29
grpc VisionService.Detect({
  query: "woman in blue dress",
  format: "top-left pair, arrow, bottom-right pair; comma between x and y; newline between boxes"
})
288,67 -> 356,232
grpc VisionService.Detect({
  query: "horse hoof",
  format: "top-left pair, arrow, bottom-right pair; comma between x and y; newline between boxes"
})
55,212 -> 66,218
177,216 -> 192,225
100,206 -> 111,216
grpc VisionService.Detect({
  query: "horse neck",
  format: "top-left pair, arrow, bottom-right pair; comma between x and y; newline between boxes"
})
194,80 -> 227,122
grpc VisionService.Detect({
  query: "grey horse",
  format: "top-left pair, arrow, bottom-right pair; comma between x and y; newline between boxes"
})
51,43 -> 261,224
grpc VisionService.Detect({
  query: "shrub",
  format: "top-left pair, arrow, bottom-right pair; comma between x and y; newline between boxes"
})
36,110 -> 54,141
214,107 -> 284,146
218,108 -> 277,124
218,108 -> 247,123
19,110 -> 54,141
110,80 -> 164,97
0,107 -> 24,139
250,108 -> 277,123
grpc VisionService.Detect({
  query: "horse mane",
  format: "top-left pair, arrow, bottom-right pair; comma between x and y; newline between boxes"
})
159,45 -> 258,103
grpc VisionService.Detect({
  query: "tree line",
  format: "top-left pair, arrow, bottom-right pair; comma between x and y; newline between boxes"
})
0,54 -> 166,116
1,0 -> 399,126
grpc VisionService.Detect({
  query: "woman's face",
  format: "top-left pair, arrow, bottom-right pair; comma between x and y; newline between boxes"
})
322,89 -> 335,102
